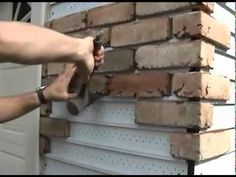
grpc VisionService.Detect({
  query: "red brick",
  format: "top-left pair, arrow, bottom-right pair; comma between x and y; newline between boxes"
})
135,40 -> 215,69
111,17 -> 170,47
39,135 -> 50,154
87,3 -> 134,27
135,101 -> 213,129
42,64 -> 47,77
136,2 -> 214,17
49,11 -> 86,33
172,72 -> 231,100
170,129 -> 231,160
88,74 -> 109,94
40,117 -> 70,138
108,71 -> 171,97
40,103 -> 52,117
173,11 -> 230,49
96,49 -> 134,73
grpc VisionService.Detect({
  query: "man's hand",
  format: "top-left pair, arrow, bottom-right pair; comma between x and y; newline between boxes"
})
43,63 -> 78,102
75,37 -> 105,83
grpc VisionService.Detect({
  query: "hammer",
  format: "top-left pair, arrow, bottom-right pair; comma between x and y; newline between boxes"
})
66,31 -> 104,115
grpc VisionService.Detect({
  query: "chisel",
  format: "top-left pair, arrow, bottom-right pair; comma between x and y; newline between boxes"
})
66,31 -> 104,115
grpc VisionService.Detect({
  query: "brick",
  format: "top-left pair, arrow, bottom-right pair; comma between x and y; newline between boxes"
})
40,103 -> 52,117
108,71 -> 171,97
47,63 -> 66,76
89,74 -> 109,94
111,17 -> 170,47
42,64 -> 47,77
135,101 -> 213,129
39,136 -> 50,154
172,72 -> 231,100
87,3 -> 134,27
68,28 -> 110,47
96,49 -> 134,73
173,11 -> 230,49
41,76 -> 57,86
49,11 -> 86,33
40,117 -> 70,138
136,2 -> 214,17
170,129 -> 231,160
135,40 -> 215,69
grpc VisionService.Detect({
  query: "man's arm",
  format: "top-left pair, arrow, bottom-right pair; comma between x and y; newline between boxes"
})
0,64 -> 77,123
0,21 -> 105,81
0,21 -> 84,64
0,92 -> 40,123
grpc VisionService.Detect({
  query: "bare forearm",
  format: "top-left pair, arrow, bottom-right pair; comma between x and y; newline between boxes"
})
0,21 -> 82,64
0,92 -> 40,123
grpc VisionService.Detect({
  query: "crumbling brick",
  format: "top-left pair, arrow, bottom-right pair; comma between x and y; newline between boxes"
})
135,101 -> 213,129
135,40 -> 215,69
170,129 -> 231,161
108,71 -> 171,97
173,11 -> 230,49
136,2 -> 214,17
172,72 -> 231,100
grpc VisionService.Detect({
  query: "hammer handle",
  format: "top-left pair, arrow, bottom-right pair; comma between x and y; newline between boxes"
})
78,32 -> 104,97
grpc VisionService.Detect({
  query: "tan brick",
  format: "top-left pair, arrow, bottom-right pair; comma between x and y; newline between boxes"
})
47,63 -> 66,76
68,28 -> 111,47
135,40 -> 215,69
40,117 -> 70,138
96,49 -> 134,73
136,2 -> 214,17
111,17 -> 170,47
170,129 -> 231,161
172,72 -> 231,100
108,71 -> 171,97
89,74 -> 109,94
87,3 -> 134,27
39,136 -> 50,154
49,11 -> 86,33
173,11 -> 230,49
135,101 -> 213,129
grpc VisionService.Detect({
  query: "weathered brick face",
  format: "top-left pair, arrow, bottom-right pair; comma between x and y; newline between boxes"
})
108,71 -> 171,97
111,17 -> 171,47
135,40 -> 215,69
135,101 -> 213,129
173,11 -> 231,49
42,2 -> 232,161
136,2 -> 214,16
172,72 -> 231,100
87,3 -> 135,27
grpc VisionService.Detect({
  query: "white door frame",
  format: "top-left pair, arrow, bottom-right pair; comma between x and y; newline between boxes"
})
0,2 -> 47,175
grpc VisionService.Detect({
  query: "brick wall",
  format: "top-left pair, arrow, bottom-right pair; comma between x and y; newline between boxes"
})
40,2 -> 235,174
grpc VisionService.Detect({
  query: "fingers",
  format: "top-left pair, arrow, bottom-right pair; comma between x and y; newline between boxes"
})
94,46 -> 105,68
